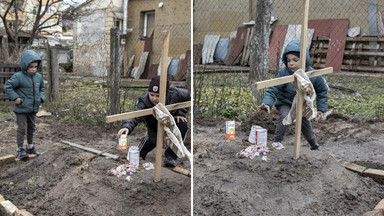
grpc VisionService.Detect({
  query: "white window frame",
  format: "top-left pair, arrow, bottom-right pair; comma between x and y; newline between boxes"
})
143,11 -> 155,37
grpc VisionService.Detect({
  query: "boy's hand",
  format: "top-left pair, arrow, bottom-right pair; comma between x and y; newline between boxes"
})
15,98 -> 23,104
258,103 -> 270,114
317,111 -> 325,121
117,128 -> 129,138
174,116 -> 187,123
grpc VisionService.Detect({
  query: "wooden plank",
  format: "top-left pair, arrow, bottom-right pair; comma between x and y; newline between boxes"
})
241,28 -> 251,65
0,155 -> 16,166
167,166 -> 191,177
61,140 -> 119,160
325,19 -> 349,71
244,28 -> 253,66
340,160 -> 367,175
147,64 -> 159,79
231,26 -> 248,65
155,30 -> 170,182
134,52 -> 149,79
193,43 -> 203,65
0,72 -> 16,77
224,31 -> 237,66
202,35 -> 220,64
134,40 -> 145,67
344,50 -> 384,57
106,101 -> 191,123
308,19 -> 332,37
254,67 -> 333,90
141,37 -> 153,79
341,65 -> 384,72
269,25 -> 288,69
174,50 -> 191,81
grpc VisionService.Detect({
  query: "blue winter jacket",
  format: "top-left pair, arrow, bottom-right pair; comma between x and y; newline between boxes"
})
262,39 -> 328,113
3,50 -> 45,113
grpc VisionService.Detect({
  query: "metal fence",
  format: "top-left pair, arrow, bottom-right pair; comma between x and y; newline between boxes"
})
0,0 -> 191,125
193,0 -> 384,120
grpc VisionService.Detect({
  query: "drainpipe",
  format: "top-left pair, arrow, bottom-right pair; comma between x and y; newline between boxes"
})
123,0 -> 128,35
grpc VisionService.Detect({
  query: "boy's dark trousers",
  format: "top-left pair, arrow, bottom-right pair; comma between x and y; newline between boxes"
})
138,120 -> 188,160
274,105 -> 318,148
16,113 -> 37,148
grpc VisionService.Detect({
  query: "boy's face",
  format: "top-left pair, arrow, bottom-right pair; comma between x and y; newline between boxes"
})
286,53 -> 300,72
27,62 -> 39,75
149,92 -> 160,105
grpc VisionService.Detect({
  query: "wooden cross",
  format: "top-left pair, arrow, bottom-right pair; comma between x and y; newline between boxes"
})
106,31 -> 191,182
254,0 -> 333,159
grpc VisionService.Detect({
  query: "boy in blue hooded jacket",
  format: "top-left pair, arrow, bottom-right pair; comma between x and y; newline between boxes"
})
4,50 -> 45,159
258,39 -> 328,151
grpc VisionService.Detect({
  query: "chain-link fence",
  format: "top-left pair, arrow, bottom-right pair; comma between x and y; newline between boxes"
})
193,0 -> 384,120
1,0 -> 191,126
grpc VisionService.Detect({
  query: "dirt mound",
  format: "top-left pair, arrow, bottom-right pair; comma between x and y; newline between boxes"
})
0,117 -> 191,215
193,113 -> 384,215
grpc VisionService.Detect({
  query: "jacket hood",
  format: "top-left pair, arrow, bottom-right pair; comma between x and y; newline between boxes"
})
21,50 -> 41,74
282,39 -> 311,70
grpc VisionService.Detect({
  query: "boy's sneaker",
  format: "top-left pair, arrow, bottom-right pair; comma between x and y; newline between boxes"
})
26,147 -> 40,155
272,142 -> 285,150
16,148 -> 28,159
164,157 -> 177,167
310,146 -> 322,151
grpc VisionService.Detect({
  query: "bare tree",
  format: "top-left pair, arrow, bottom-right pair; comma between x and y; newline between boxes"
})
0,0 -> 95,47
248,0 -> 272,105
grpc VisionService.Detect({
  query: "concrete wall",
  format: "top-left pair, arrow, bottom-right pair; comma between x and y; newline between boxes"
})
73,1 -> 122,77
124,0 -> 191,64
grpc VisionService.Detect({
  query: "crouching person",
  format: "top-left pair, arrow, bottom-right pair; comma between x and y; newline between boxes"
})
117,76 -> 190,167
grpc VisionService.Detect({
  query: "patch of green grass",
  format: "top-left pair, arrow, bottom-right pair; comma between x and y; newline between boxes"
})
195,73 -> 384,120
326,75 -> 384,119
44,77 -> 145,126
27,177 -> 36,185
0,103 -> 15,117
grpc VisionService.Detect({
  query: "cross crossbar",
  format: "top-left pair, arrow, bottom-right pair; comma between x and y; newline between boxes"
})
105,101 -> 191,123
254,67 -> 333,90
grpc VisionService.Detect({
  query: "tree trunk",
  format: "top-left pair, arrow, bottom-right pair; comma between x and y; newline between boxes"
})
248,0 -> 272,105
109,28 -> 121,116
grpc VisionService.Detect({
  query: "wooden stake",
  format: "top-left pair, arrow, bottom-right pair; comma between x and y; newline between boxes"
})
155,31 -> 170,182
294,0 -> 310,159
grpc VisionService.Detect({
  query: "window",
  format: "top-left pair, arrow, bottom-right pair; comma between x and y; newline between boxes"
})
141,11 -> 155,37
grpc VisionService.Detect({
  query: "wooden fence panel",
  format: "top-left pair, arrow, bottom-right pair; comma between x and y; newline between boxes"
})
0,63 -> 20,102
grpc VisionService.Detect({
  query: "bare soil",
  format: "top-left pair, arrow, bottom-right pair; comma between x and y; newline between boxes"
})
193,110 -> 384,216
0,115 -> 191,216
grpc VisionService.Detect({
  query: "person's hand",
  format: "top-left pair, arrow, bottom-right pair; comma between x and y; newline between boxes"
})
174,116 -> 187,123
258,103 -> 270,114
15,98 -> 23,104
117,128 -> 129,138
317,111 -> 325,121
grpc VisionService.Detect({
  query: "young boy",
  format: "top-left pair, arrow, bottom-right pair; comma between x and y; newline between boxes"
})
258,39 -> 328,151
117,76 -> 190,167
4,50 -> 45,159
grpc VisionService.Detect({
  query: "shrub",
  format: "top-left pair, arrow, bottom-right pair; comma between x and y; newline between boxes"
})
59,62 -> 73,72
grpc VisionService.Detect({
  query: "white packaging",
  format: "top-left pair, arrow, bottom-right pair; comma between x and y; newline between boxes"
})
248,125 -> 267,146
127,146 -> 140,167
